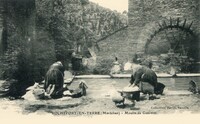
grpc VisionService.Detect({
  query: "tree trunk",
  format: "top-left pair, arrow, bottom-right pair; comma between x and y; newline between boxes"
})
0,0 -> 4,54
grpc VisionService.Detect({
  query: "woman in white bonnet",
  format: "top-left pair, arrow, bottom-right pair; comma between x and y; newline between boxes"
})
110,57 -> 121,74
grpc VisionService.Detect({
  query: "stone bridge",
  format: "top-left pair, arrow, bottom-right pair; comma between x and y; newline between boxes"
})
128,0 -> 200,60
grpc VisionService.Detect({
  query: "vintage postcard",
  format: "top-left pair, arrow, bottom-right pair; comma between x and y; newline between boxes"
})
0,0 -> 200,122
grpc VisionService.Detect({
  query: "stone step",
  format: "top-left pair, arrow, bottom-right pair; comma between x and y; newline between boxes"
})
74,73 -> 200,79
164,90 -> 192,96
75,75 -> 110,79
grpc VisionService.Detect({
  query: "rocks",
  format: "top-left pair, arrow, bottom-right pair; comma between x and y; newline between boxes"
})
22,83 -> 44,101
32,89 -> 45,99
188,80 -> 199,94
112,92 -> 124,104
0,79 -> 28,98
112,91 -> 125,108
67,80 -> 88,98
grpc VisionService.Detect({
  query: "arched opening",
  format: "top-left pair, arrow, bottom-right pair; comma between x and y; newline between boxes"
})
139,18 -> 200,73
146,27 -> 199,61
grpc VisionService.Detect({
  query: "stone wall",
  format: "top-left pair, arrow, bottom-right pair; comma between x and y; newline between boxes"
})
95,0 -> 200,73
96,27 -> 136,64
128,0 -> 200,56
97,0 -> 200,62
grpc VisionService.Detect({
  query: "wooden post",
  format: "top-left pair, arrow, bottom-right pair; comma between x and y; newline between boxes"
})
158,22 -> 162,29
163,20 -> 167,29
182,19 -> 187,29
170,17 -> 173,29
176,17 -> 180,28
188,21 -> 193,30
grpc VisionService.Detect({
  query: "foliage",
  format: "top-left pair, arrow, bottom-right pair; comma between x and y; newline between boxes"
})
93,58 -> 113,74
1,0 -> 128,81
0,0 -> 36,97
38,0 -> 127,71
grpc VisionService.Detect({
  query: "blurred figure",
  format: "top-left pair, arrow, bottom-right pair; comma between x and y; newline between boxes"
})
123,59 -> 132,73
110,57 -> 121,74
71,51 -> 82,74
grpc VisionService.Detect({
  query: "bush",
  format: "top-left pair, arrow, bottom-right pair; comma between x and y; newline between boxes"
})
93,58 -> 113,74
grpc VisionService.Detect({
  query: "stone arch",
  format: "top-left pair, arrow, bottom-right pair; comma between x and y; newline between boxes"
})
136,18 -> 198,55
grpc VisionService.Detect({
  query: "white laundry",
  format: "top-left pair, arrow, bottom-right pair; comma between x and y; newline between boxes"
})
124,61 -> 132,71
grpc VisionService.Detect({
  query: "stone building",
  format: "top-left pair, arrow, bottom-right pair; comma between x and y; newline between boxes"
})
97,0 -> 200,72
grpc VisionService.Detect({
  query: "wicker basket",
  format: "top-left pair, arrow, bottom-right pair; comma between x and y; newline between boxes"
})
122,91 -> 140,101
121,86 -> 140,101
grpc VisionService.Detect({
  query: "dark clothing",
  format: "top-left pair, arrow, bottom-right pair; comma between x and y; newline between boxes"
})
44,62 -> 65,98
130,66 -> 157,88
71,56 -> 82,71
44,68 -> 64,98
154,82 -> 165,95
49,63 -> 65,76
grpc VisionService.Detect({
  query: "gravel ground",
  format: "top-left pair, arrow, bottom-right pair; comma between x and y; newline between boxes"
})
1,78 -> 200,116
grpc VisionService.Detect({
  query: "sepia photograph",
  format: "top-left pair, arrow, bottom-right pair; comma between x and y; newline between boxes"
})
0,0 -> 200,120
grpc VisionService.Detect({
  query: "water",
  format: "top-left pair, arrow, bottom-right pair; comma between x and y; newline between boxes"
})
71,77 -> 200,97
159,77 -> 200,91
1,77 -> 199,114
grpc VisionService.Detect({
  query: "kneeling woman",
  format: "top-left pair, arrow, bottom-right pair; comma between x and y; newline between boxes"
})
129,64 -> 165,95
44,61 -> 65,99
129,66 -> 158,89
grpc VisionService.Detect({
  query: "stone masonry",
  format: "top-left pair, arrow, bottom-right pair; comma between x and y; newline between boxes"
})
97,0 -> 200,64
128,0 -> 200,55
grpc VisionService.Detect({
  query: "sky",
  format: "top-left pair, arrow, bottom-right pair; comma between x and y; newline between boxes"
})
89,0 -> 128,13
